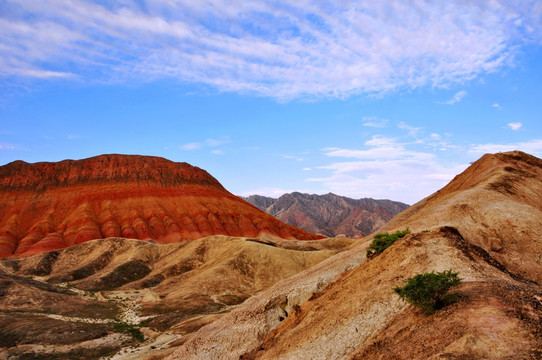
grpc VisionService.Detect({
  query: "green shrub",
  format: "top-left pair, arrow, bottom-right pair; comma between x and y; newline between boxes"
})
112,320 -> 144,342
393,269 -> 462,315
366,228 -> 410,257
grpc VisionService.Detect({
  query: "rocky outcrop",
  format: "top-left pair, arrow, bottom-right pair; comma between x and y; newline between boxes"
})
0,154 -> 323,258
245,193 -> 408,237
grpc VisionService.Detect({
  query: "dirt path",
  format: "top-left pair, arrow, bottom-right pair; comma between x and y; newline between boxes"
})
100,289 -> 159,325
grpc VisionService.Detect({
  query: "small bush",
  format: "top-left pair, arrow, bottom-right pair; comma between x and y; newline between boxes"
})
393,269 -> 462,315
366,228 -> 410,257
112,320 -> 144,342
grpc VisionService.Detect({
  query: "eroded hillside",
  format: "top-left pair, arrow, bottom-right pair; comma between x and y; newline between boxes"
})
0,235 -> 352,359
169,151 -> 542,360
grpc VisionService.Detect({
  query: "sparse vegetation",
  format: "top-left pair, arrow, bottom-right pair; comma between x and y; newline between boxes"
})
112,320 -> 144,342
393,269 -> 462,315
366,228 -> 410,257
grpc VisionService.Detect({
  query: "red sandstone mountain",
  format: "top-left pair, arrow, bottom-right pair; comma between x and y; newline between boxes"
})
245,193 -> 409,237
0,154 -> 323,258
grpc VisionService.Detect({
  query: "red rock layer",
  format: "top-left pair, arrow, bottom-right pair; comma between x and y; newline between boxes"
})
0,154 -> 324,258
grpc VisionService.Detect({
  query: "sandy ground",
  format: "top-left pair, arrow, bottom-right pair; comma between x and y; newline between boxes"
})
7,278 -> 184,360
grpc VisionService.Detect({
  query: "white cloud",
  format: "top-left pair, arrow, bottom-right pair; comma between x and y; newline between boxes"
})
302,167 -> 312,171
211,149 -> 224,155
492,103 -> 502,110
324,135 -> 433,162
398,121 -> 423,137
16,69 -> 74,79
439,90 -> 467,105
279,154 -> 305,161
307,159 -> 468,204
469,139 -> 542,156
180,142 -> 201,150
313,136 -> 467,203
180,137 -> 231,151
0,142 -> 16,150
424,132 -> 457,151
2,1 -> 541,99
507,122 -> 522,130
362,116 -> 388,128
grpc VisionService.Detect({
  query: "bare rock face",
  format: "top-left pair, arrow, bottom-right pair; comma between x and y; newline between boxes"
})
169,151 -> 542,360
0,154 -> 323,258
245,193 -> 408,237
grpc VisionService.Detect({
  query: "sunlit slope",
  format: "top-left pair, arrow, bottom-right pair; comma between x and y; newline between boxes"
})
170,151 -> 542,360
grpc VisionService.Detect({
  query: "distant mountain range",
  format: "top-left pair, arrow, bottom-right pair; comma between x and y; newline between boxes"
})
244,192 -> 409,237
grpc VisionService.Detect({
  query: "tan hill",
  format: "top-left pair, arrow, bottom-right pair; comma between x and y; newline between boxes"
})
245,193 -> 409,237
0,154 -> 323,258
169,151 -> 542,360
0,234 -> 352,359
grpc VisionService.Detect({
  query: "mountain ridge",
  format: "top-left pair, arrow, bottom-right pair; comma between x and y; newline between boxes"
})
0,154 -> 223,192
245,192 -> 409,237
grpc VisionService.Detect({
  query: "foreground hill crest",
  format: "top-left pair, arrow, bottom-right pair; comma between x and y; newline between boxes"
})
168,151 -> 542,360
0,154 -> 323,258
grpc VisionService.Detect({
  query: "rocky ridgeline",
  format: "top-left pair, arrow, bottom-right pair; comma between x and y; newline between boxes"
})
246,192 -> 409,237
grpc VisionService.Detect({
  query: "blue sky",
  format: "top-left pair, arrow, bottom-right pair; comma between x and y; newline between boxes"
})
1,1 -> 541,204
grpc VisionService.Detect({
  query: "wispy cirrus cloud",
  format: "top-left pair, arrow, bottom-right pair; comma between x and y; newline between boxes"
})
362,116 -> 389,128
398,121 -> 423,137
0,142 -> 17,150
279,154 -> 305,161
180,137 -> 231,152
2,1 -> 541,99
439,90 -> 467,105
469,139 -> 542,156
0,142 -> 28,151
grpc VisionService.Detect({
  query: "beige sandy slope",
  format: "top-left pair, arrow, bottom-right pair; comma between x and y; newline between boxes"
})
168,151 -> 542,360
1,235 -> 352,359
